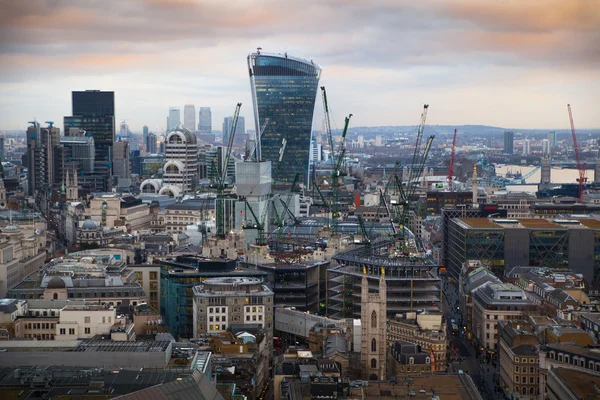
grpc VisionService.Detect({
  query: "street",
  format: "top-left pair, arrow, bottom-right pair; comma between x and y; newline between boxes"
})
442,278 -> 503,399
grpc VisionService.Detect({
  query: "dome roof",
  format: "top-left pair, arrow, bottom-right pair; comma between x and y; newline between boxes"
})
167,129 -> 197,145
47,277 -> 66,289
81,219 -> 100,229
3,225 -> 20,232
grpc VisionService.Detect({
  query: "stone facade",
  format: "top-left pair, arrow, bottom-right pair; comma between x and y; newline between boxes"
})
361,267 -> 386,380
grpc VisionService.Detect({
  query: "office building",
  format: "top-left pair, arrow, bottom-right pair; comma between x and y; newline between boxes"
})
112,140 -> 130,185
198,107 -> 212,133
162,127 -> 198,195
222,115 -> 245,145
497,320 -> 540,398
446,217 -> 600,283
192,277 -> 274,338
184,104 -> 196,131
26,121 -> 61,198
310,140 -> 322,162
119,120 -> 129,140
159,256 -> 267,338
65,90 -> 115,192
387,312 -> 447,372
167,107 -> 180,132
0,138 -> 4,161
145,132 -> 157,154
504,131 -> 514,154
389,341 -> 433,377
471,282 -> 536,357
248,51 -> 321,184
59,136 -> 95,174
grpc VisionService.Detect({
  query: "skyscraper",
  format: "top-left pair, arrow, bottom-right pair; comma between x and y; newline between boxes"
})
145,132 -> 157,154
112,140 -> 130,187
504,131 -> 514,155
198,107 -> 212,133
167,107 -> 180,132
248,51 -> 321,183
547,131 -> 557,147
184,104 -> 196,131
222,116 -> 245,145
65,90 -> 115,191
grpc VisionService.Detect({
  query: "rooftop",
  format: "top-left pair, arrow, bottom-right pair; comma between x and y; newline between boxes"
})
553,368 -> 600,399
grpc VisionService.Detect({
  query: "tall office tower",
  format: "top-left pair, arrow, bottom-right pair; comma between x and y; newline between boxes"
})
26,121 -> 60,210
198,107 -> 212,133
167,107 -> 180,132
145,132 -> 157,154
222,116 -> 245,145
547,131 -> 557,147
119,120 -> 129,140
183,104 -> 196,131
542,139 -> 550,156
60,136 -> 95,175
503,131 -> 514,155
143,125 -> 149,136
163,127 -> 199,196
522,139 -> 531,156
248,51 -> 321,184
112,140 -> 131,186
0,138 -> 4,162
65,90 -> 115,191
310,140 -> 322,162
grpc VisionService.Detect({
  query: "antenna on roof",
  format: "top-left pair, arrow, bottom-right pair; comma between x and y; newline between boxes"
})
257,47 -> 262,54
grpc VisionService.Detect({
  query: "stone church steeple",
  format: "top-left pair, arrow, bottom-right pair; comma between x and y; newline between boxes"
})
361,266 -> 387,380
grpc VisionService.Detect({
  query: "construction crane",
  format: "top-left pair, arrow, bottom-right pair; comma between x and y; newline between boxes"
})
215,102 -> 242,237
447,129 -> 457,191
242,198 -> 270,245
356,215 -> 371,246
320,86 -> 352,234
250,118 -> 269,161
567,104 -> 587,202
393,105 -> 434,253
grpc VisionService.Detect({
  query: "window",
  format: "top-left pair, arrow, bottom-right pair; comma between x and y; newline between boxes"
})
85,328 -> 91,334
69,328 -> 75,335
515,357 -> 520,362
515,376 -> 519,383
371,339 -> 376,352
426,357 -> 431,364
221,307 -> 226,313
258,315 -> 263,321
246,316 -> 250,321
85,317 -> 90,324
409,357 -> 414,364
209,308 -> 213,313
530,367 -> 534,373
222,324 -> 226,330
371,358 -> 377,368
529,377 -> 534,384
209,325 -> 213,331
371,311 -> 377,328
529,358 -> 534,364
209,316 -> 213,322
102,317 -> 106,324
60,329 -> 66,335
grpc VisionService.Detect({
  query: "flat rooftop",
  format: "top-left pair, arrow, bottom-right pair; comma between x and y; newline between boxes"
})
554,368 -> 600,399
348,374 -> 480,399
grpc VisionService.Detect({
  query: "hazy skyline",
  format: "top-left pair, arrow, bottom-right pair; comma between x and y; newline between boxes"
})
0,0 -> 598,132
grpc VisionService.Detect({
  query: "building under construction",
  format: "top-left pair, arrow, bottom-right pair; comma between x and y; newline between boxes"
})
327,240 -> 441,319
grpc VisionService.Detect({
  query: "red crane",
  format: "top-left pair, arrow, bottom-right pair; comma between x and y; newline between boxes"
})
567,104 -> 587,202
447,128 -> 457,191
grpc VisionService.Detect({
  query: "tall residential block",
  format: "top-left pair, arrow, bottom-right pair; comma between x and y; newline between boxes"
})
248,51 -> 321,184
183,104 -> 196,132
198,107 -> 212,133
504,131 -> 514,155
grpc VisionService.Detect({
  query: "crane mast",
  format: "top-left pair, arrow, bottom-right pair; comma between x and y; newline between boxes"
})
215,102 -> 242,237
567,104 -> 587,202
447,129 -> 457,191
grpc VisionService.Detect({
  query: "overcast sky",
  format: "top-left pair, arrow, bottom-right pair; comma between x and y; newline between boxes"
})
0,0 -> 598,133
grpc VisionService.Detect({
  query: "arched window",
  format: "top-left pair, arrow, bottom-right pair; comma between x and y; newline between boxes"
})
522,387 -> 526,395
371,339 -> 376,352
529,387 -> 534,395
371,310 -> 377,328
53,293 -> 58,300
371,358 -> 377,368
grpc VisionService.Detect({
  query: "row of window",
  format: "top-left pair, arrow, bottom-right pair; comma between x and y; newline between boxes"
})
24,322 -> 56,330
548,351 -> 600,371
515,365 -> 536,373
514,375 -> 536,384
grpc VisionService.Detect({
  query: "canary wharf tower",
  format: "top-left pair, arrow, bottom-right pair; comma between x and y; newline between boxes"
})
248,50 -> 322,184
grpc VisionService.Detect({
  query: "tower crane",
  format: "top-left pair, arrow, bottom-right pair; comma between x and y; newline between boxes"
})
320,86 -> 352,234
447,129 -> 457,191
567,104 -> 587,202
214,102 -> 242,237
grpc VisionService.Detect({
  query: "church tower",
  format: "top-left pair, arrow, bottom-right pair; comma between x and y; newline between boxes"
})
66,168 -> 78,201
361,266 -> 387,380
471,164 -> 478,206
541,154 -> 552,190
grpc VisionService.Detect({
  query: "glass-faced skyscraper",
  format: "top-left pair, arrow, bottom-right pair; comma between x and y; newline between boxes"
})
248,51 -> 321,184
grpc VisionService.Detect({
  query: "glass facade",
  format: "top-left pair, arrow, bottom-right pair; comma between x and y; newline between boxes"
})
248,52 -> 321,184
72,90 -> 115,117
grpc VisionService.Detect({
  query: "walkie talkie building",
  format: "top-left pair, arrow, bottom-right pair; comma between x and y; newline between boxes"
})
248,51 -> 321,184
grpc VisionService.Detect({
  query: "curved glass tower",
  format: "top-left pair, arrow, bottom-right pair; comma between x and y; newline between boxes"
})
248,51 -> 321,184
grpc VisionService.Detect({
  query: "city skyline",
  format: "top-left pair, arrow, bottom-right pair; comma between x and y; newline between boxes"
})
0,1 -> 598,131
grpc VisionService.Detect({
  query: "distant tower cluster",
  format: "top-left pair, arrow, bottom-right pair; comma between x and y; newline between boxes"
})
361,267 -> 387,381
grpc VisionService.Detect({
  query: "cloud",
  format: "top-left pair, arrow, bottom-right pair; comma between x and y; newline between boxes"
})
0,0 -> 598,130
